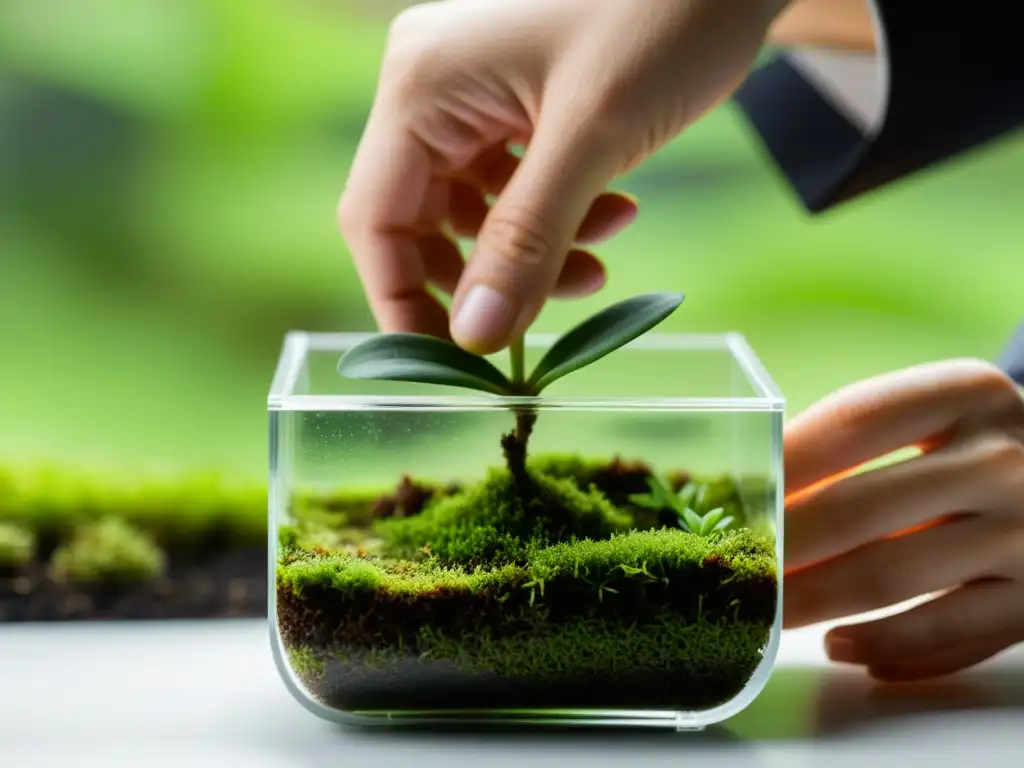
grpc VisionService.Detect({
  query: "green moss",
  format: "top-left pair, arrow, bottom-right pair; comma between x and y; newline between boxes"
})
49,517 -> 167,585
0,523 -> 35,568
525,455 -> 614,486
278,548 -> 526,599
417,612 -> 770,680
527,527 -> 776,587
0,464 -> 272,549
277,528 -> 774,603
277,455 -> 777,710
288,646 -> 326,679
375,467 -> 632,567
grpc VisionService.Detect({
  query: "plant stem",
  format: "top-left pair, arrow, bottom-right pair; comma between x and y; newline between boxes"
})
503,335 -> 535,489
509,335 -> 525,389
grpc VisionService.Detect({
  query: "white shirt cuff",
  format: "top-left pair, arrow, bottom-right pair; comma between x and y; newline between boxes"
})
782,0 -> 890,138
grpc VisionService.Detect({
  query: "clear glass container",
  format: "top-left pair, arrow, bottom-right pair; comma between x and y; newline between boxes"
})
269,331 -> 784,729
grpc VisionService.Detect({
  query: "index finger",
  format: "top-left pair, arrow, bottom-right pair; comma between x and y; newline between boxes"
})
784,359 -> 1022,498
337,107 -> 449,337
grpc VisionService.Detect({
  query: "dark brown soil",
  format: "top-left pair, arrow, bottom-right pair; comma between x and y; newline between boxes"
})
590,456 -> 659,502
0,546 -> 267,622
298,656 -> 756,713
370,476 -> 459,519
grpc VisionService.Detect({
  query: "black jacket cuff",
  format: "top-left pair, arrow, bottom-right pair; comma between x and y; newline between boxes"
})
733,1 -> 1023,214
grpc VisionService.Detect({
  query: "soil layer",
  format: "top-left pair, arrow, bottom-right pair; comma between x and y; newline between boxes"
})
296,651 -> 765,713
0,546 -> 266,622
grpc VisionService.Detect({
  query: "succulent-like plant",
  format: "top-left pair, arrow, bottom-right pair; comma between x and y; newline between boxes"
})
629,475 -> 735,537
338,292 -> 685,484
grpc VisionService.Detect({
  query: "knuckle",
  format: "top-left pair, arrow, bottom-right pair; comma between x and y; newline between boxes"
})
970,432 -> 1024,477
953,357 -> 1020,400
958,431 -> 1024,510
480,208 -> 558,271
335,191 -> 361,239
383,5 -> 449,86
386,3 -> 440,45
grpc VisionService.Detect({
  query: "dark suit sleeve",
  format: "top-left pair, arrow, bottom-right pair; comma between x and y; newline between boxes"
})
733,0 -> 1024,214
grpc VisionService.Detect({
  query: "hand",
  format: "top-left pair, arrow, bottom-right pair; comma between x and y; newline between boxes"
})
783,359 -> 1024,681
338,0 -> 791,354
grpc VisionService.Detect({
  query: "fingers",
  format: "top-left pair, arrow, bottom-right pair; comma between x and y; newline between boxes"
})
823,580 -> 1024,681
446,176 -> 630,299
421,233 -> 465,297
554,249 -> 607,297
784,359 -> 1023,498
866,640 -> 1014,682
449,115 -> 624,354
786,430 -> 1024,570
337,108 -> 450,335
422,234 -> 606,299
449,179 -> 639,246
785,515 -> 1015,628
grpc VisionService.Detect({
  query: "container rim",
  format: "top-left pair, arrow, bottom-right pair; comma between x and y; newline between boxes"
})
268,331 -> 785,411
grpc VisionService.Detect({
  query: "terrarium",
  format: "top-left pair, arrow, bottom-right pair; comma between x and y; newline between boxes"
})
269,294 -> 784,729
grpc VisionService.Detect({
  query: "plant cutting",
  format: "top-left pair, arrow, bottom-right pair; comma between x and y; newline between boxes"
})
271,298 -> 783,723
337,292 -> 685,486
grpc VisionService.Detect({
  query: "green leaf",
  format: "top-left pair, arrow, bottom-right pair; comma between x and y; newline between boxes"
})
693,484 -> 710,513
337,333 -> 514,395
680,507 -> 704,535
526,292 -> 685,392
676,481 -> 699,510
712,516 -> 735,532
627,492 -> 664,510
698,507 -> 727,535
645,475 -> 680,511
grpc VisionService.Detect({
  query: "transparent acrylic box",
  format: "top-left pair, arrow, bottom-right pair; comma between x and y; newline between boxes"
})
269,331 -> 784,729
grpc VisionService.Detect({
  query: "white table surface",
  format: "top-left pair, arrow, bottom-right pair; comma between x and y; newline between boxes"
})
0,618 -> 1021,766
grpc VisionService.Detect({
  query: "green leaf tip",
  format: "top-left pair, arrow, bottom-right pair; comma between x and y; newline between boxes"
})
337,332 -> 514,396
527,292 -> 684,392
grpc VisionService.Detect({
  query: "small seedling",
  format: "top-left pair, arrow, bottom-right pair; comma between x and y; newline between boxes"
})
338,292 -> 684,483
629,475 -> 735,537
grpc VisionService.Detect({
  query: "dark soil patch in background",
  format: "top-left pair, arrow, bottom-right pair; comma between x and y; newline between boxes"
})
0,546 -> 266,622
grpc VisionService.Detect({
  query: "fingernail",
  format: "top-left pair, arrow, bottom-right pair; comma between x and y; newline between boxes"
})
825,633 -> 865,664
451,284 -> 515,352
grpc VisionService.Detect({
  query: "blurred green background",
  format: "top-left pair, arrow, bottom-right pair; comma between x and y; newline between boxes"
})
2,0 -> 1021,482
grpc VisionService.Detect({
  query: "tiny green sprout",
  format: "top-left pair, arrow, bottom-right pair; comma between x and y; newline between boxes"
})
338,292 -> 685,483
629,476 -> 735,537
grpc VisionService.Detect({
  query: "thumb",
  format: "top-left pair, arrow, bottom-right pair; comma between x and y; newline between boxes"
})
449,112 -> 622,355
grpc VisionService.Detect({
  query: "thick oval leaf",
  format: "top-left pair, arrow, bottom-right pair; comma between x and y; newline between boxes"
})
337,333 -> 514,395
680,507 -> 704,535
698,507 -> 726,536
527,292 -> 685,393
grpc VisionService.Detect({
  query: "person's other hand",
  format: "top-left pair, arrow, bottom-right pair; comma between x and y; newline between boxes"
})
338,0 -> 791,353
784,359 -> 1024,681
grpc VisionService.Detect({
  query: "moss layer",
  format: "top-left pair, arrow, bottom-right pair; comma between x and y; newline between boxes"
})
277,454 -> 778,711
278,527 -> 776,649
287,610 -> 772,712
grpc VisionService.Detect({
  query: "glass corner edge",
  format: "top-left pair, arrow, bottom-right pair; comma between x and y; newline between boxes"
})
725,333 -> 785,402
268,331 -> 310,404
